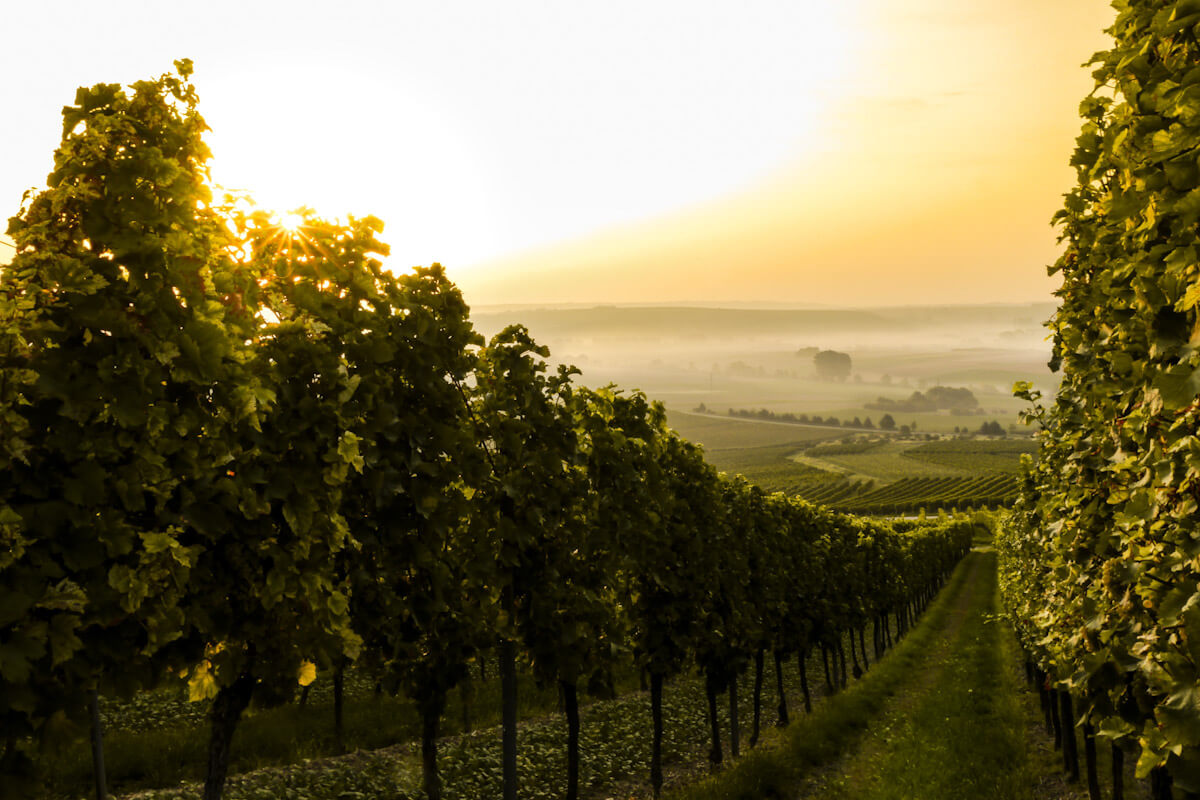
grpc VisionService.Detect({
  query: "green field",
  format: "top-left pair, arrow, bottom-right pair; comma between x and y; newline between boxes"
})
665,412 -> 1035,513
903,438 -> 1037,473
793,440 -> 970,482
665,411 -> 844,493
666,410 -> 839,450
700,443 -> 843,495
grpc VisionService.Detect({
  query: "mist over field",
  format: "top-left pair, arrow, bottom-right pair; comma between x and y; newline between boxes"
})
471,302 -> 1058,434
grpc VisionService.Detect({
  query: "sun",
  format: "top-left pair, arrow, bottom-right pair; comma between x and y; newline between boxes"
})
255,208 -> 316,262
276,211 -> 305,234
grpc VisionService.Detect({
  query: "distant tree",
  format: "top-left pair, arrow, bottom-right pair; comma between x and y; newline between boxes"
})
851,416 -> 863,428
899,425 -> 911,435
863,417 -> 875,430
825,416 -> 840,427
797,414 -> 810,424
978,420 -> 1005,436
924,386 -> 979,411
881,374 -> 892,386
867,388 -> 974,414
695,402 -> 708,413
813,350 -> 852,381
879,414 -> 896,431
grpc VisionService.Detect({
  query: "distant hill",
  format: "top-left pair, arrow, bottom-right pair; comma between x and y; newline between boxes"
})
472,306 -> 894,339
470,303 -> 1057,348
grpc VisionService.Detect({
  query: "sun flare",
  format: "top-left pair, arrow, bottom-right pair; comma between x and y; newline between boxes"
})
276,211 -> 305,234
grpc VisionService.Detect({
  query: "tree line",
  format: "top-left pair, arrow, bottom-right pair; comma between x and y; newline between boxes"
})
720,406 -> 881,430
866,385 -> 980,414
0,62 -> 973,800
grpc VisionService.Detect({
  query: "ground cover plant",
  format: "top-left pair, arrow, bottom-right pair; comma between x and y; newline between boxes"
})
42,664 -> 564,795
39,581 -> 953,800
40,643 -> 832,799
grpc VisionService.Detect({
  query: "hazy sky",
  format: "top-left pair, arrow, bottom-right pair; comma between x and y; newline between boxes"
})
0,1 -> 1113,306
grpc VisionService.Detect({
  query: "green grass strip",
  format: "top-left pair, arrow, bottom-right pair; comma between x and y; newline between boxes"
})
672,550 -> 1063,800
808,551 -> 1041,799
668,551 -> 979,800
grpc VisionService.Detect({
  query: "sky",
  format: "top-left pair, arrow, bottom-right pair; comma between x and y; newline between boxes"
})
0,0 -> 1115,307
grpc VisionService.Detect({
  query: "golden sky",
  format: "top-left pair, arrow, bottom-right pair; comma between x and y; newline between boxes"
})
0,1 -> 1113,306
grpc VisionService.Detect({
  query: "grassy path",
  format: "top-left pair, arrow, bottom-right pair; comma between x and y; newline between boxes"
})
798,549 -> 1052,799
675,550 -> 1086,800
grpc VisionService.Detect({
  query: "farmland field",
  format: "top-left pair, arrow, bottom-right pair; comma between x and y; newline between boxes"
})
793,440 -> 971,482
666,410 -> 1034,513
664,410 -> 844,449
902,439 -> 1037,473
661,412 -> 839,494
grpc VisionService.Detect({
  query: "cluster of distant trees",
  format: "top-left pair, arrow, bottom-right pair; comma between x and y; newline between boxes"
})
722,407 -> 892,431
700,405 -> 1010,439
813,350 -> 852,381
793,348 -> 854,382
976,420 -> 1006,436
720,349 -> 857,383
865,386 -> 980,414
